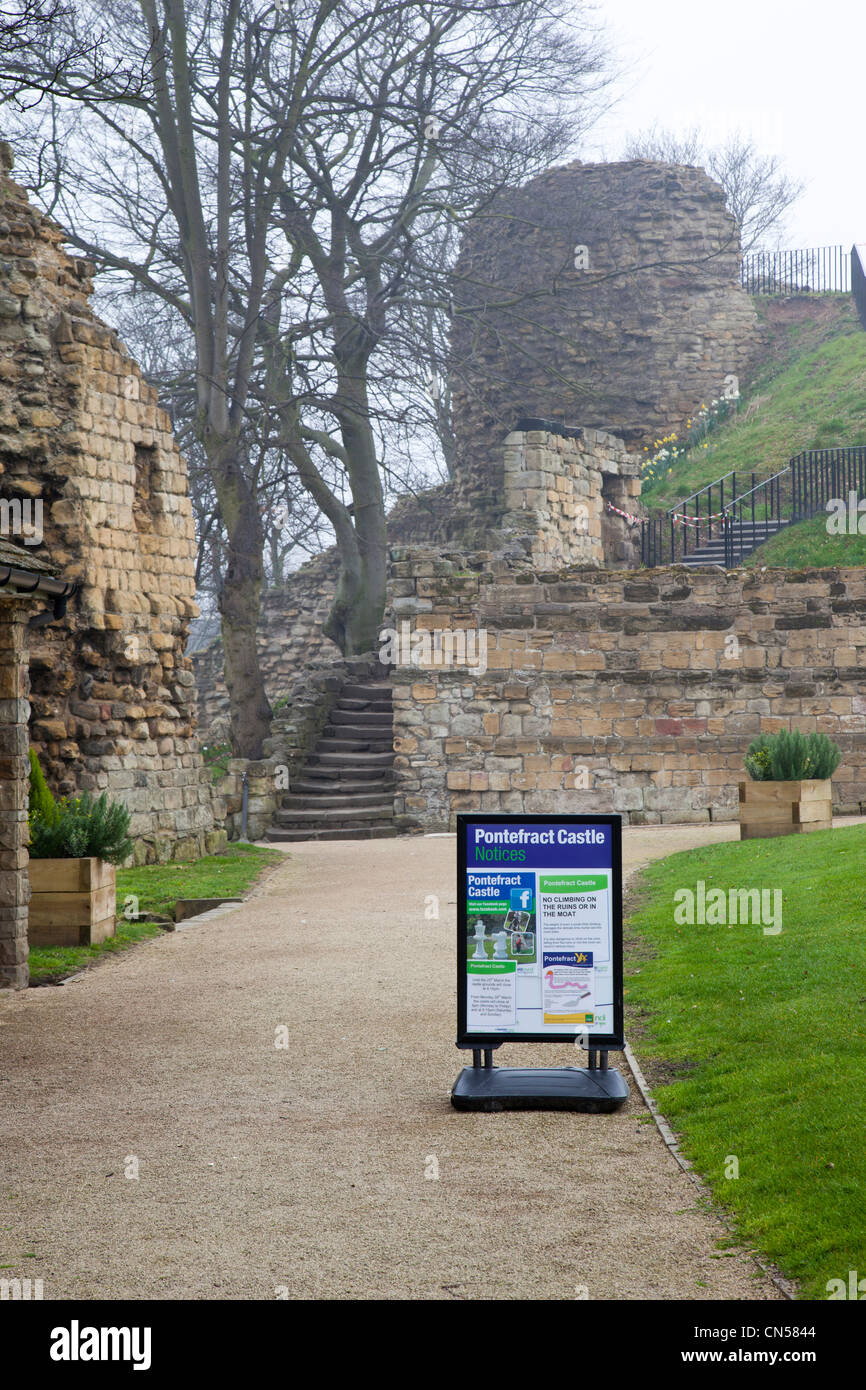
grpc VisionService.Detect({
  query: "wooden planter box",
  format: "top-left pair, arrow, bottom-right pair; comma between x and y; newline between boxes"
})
738,779 -> 833,840
28,858 -> 117,948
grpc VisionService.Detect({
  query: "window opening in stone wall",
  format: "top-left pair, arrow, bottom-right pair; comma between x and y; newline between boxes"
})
133,445 -> 159,534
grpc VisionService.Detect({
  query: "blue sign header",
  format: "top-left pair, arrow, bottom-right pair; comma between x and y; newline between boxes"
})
465,819 -> 612,870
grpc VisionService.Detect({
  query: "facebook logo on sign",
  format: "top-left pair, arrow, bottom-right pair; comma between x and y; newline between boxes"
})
510,886 -> 533,912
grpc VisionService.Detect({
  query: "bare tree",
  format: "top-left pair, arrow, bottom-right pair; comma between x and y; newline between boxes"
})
253,6 -> 612,652
2,1 -> 78,101
1,0 -> 147,105
622,125 -> 703,167
9,0 -> 612,747
622,125 -> 804,253
102,285 -> 330,602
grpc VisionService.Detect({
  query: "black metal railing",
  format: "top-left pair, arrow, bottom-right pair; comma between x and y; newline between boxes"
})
740,245 -> 850,295
640,470 -> 755,568
721,467 -> 789,566
640,447 -> 866,568
852,244 -> 866,330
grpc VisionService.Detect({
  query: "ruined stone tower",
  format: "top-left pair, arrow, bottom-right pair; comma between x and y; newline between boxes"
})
0,143 -> 221,861
448,159 -> 759,525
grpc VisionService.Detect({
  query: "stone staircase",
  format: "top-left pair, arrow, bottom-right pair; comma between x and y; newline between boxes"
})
677,518 -> 787,567
266,679 -> 397,842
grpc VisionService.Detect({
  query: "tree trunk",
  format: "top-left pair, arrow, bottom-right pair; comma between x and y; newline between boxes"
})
323,369 -> 388,656
324,539 -> 387,655
211,449 -> 272,759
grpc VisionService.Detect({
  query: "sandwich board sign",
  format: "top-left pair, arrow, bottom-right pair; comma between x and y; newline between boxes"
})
452,813 -> 628,1111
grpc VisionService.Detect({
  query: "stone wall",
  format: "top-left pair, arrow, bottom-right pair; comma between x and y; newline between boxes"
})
193,549 -> 341,732
388,548 -> 866,828
500,425 -> 643,569
192,425 -> 643,731
0,598 -> 31,988
450,159 -> 759,524
0,144 -> 222,862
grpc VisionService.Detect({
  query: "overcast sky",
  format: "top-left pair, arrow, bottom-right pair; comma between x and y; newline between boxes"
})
584,0 -> 863,251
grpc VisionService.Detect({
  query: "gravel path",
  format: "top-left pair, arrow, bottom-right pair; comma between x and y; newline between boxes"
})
0,822 -> 786,1301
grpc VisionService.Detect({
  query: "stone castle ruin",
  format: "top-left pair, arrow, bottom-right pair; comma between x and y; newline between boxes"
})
195,160 -> 761,718
451,160 -> 758,452
189,159 -> 866,833
390,161 -> 759,557
0,144 -> 222,862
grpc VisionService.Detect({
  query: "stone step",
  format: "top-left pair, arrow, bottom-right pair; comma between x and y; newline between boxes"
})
340,683 -> 393,702
310,750 -> 395,768
279,790 -> 391,810
681,535 -> 781,553
297,764 -> 395,782
293,770 -> 395,789
680,547 -> 779,566
670,526 -> 783,542
266,825 -> 398,842
322,725 -> 393,744
330,707 -> 393,726
668,514 -> 785,530
336,697 -> 393,715
321,721 -> 393,738
273,803 -> 394,824
317,733 -> 394,753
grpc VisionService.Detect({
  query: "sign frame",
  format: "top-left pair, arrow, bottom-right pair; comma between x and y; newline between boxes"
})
456,812 -> 624,1049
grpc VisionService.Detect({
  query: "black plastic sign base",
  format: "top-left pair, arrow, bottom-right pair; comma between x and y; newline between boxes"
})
451,1064 -> 629,1113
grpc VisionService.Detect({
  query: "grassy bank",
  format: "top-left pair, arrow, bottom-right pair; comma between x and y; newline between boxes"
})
625,821 -> 866,1299
746,513 -> 866,568
28,842 -> 285,985
641,297 -> 866,515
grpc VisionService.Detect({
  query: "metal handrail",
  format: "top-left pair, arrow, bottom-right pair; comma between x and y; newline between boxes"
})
666,470 -> 738,516
723,466 -> 790,512
641,446 -> 866,567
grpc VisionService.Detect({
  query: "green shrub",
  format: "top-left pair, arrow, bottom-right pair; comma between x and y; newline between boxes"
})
745,729 -> 841,782
29,787 -> 134,865
28,749 -> 57,827
743,735 -> 774,781
201,741 -> 231,783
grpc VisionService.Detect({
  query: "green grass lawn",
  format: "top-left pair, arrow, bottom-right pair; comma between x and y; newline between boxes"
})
28,843 -> 285,985
625,821 -> 866,1300
641,297 -> 866,514
115,841 -> 284,919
